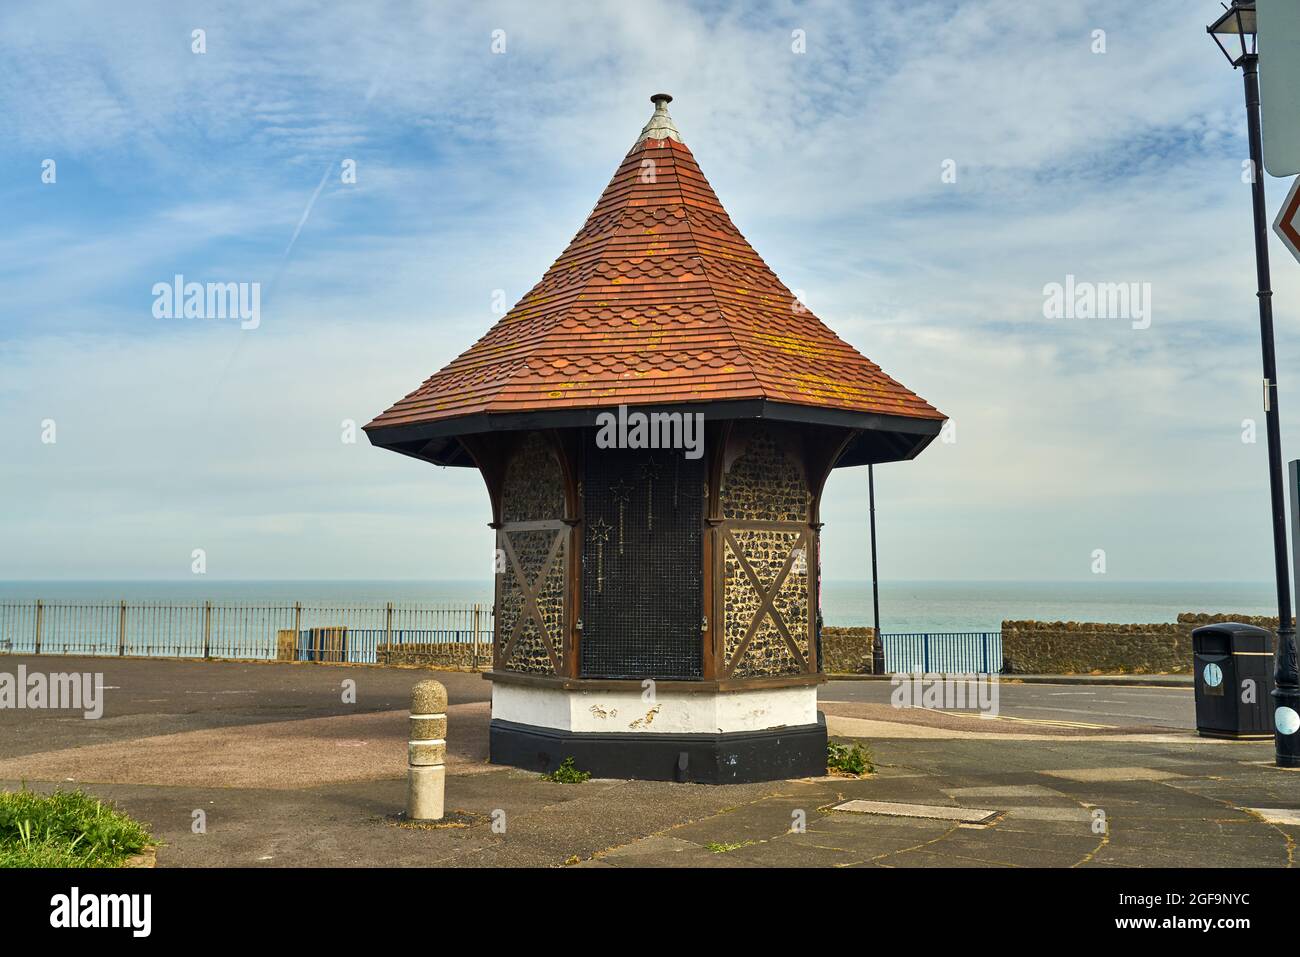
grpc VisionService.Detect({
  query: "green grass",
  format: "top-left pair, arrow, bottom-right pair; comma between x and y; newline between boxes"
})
540,757 -> 591,784
0,787 -> 153,868
826,741 -> 874,777
704,840 -> 756,853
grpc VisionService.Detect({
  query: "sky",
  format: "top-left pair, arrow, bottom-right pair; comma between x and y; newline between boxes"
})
2,0 -> 1298,584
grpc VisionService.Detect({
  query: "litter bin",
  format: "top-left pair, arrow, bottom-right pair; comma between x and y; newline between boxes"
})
1192,622 -> 1274,739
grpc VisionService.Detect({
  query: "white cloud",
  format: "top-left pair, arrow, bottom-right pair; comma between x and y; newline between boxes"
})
1,0 -> 1297,587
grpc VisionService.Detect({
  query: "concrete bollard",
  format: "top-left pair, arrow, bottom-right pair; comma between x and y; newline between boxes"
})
407,679 -> 447,821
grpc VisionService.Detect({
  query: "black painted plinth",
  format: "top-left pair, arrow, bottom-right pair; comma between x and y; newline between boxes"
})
490,713 -> 828,784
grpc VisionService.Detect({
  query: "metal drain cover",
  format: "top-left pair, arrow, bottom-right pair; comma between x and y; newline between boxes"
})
832,800 -> 1000,824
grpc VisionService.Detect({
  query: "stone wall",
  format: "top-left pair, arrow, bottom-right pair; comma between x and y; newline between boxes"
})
1000,613 -> 1288,675
820,626 -> 875,675
377,642 -> 494,670
497,431 -> 568,675
720,423 -> 813,678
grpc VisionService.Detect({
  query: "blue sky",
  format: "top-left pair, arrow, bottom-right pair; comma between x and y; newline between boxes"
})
2,0 -> 1298,583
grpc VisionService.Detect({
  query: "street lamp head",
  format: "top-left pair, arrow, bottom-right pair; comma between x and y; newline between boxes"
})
1208,0 -> 1258,67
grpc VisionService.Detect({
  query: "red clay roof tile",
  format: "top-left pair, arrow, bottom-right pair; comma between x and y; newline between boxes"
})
367,100 -> 943,434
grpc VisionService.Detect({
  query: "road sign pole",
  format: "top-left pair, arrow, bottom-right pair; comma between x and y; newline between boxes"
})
1241,56 -> 1300,765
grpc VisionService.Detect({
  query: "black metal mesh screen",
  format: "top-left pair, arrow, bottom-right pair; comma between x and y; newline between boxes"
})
580,445 -> 703,679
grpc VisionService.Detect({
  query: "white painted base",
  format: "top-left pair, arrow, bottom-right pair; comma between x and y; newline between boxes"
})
491,683 -> 817,735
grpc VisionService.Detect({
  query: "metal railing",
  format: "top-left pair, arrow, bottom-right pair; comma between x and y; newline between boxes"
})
0,599 -> 493,666
880,631 -> 1003,674
0,602 -> 998,675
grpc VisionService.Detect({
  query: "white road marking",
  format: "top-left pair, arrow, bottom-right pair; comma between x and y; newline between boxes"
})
183,690 -> 258,695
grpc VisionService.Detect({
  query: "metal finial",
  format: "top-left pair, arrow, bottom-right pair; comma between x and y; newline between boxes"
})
636,93 -> 682,145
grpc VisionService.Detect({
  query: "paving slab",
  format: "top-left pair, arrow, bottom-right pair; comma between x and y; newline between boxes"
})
942,784 -> 1067,799
832,800 -> 1001,824
691,835 -> 861,868
1244,807 -> 1300,825
877,848 -> 1021,868
1039,766 -> 1186,782
1000,806 -> 1096,822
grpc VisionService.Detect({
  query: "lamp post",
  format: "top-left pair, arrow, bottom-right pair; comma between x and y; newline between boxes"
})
869,464 -> 885,675
1208,0 -> 1300,766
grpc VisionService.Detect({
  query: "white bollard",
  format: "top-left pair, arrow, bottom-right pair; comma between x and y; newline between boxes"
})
407,679 -> 447,821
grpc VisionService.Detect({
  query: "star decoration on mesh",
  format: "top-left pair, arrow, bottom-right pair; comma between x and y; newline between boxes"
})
639,457 -> 664,532
609,478 -> 633,504
588,516 -> 614,592
588,517 -> 613,544
608,478 -> 633,554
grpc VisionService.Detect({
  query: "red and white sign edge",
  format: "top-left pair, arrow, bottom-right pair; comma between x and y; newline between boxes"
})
1274,175 -> 1300,266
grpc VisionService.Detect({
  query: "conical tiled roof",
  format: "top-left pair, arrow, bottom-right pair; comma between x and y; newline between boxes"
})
367,95 -> 943,436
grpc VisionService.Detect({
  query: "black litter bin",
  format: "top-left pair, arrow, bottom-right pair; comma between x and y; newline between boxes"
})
1192,622 -> 1274,739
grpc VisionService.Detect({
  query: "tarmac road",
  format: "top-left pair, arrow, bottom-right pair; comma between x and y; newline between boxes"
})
821,679 -> 1195,730
0,655 -> 491,760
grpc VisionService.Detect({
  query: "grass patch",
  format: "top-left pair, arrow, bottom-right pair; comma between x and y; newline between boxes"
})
540,757 -> 591,784
826,741 -> 874,778
0,787 -> 152,868
704,840 -> 756,853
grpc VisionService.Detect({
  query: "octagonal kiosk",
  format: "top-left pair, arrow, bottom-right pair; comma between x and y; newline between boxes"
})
365,94 -> 946,782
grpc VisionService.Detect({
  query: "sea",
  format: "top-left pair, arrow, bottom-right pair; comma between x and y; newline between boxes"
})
0,580 -> 1279,633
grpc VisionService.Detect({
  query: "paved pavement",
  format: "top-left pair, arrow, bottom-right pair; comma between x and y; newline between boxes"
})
580,737 -> 1298,869
0,655 -> 1292,868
